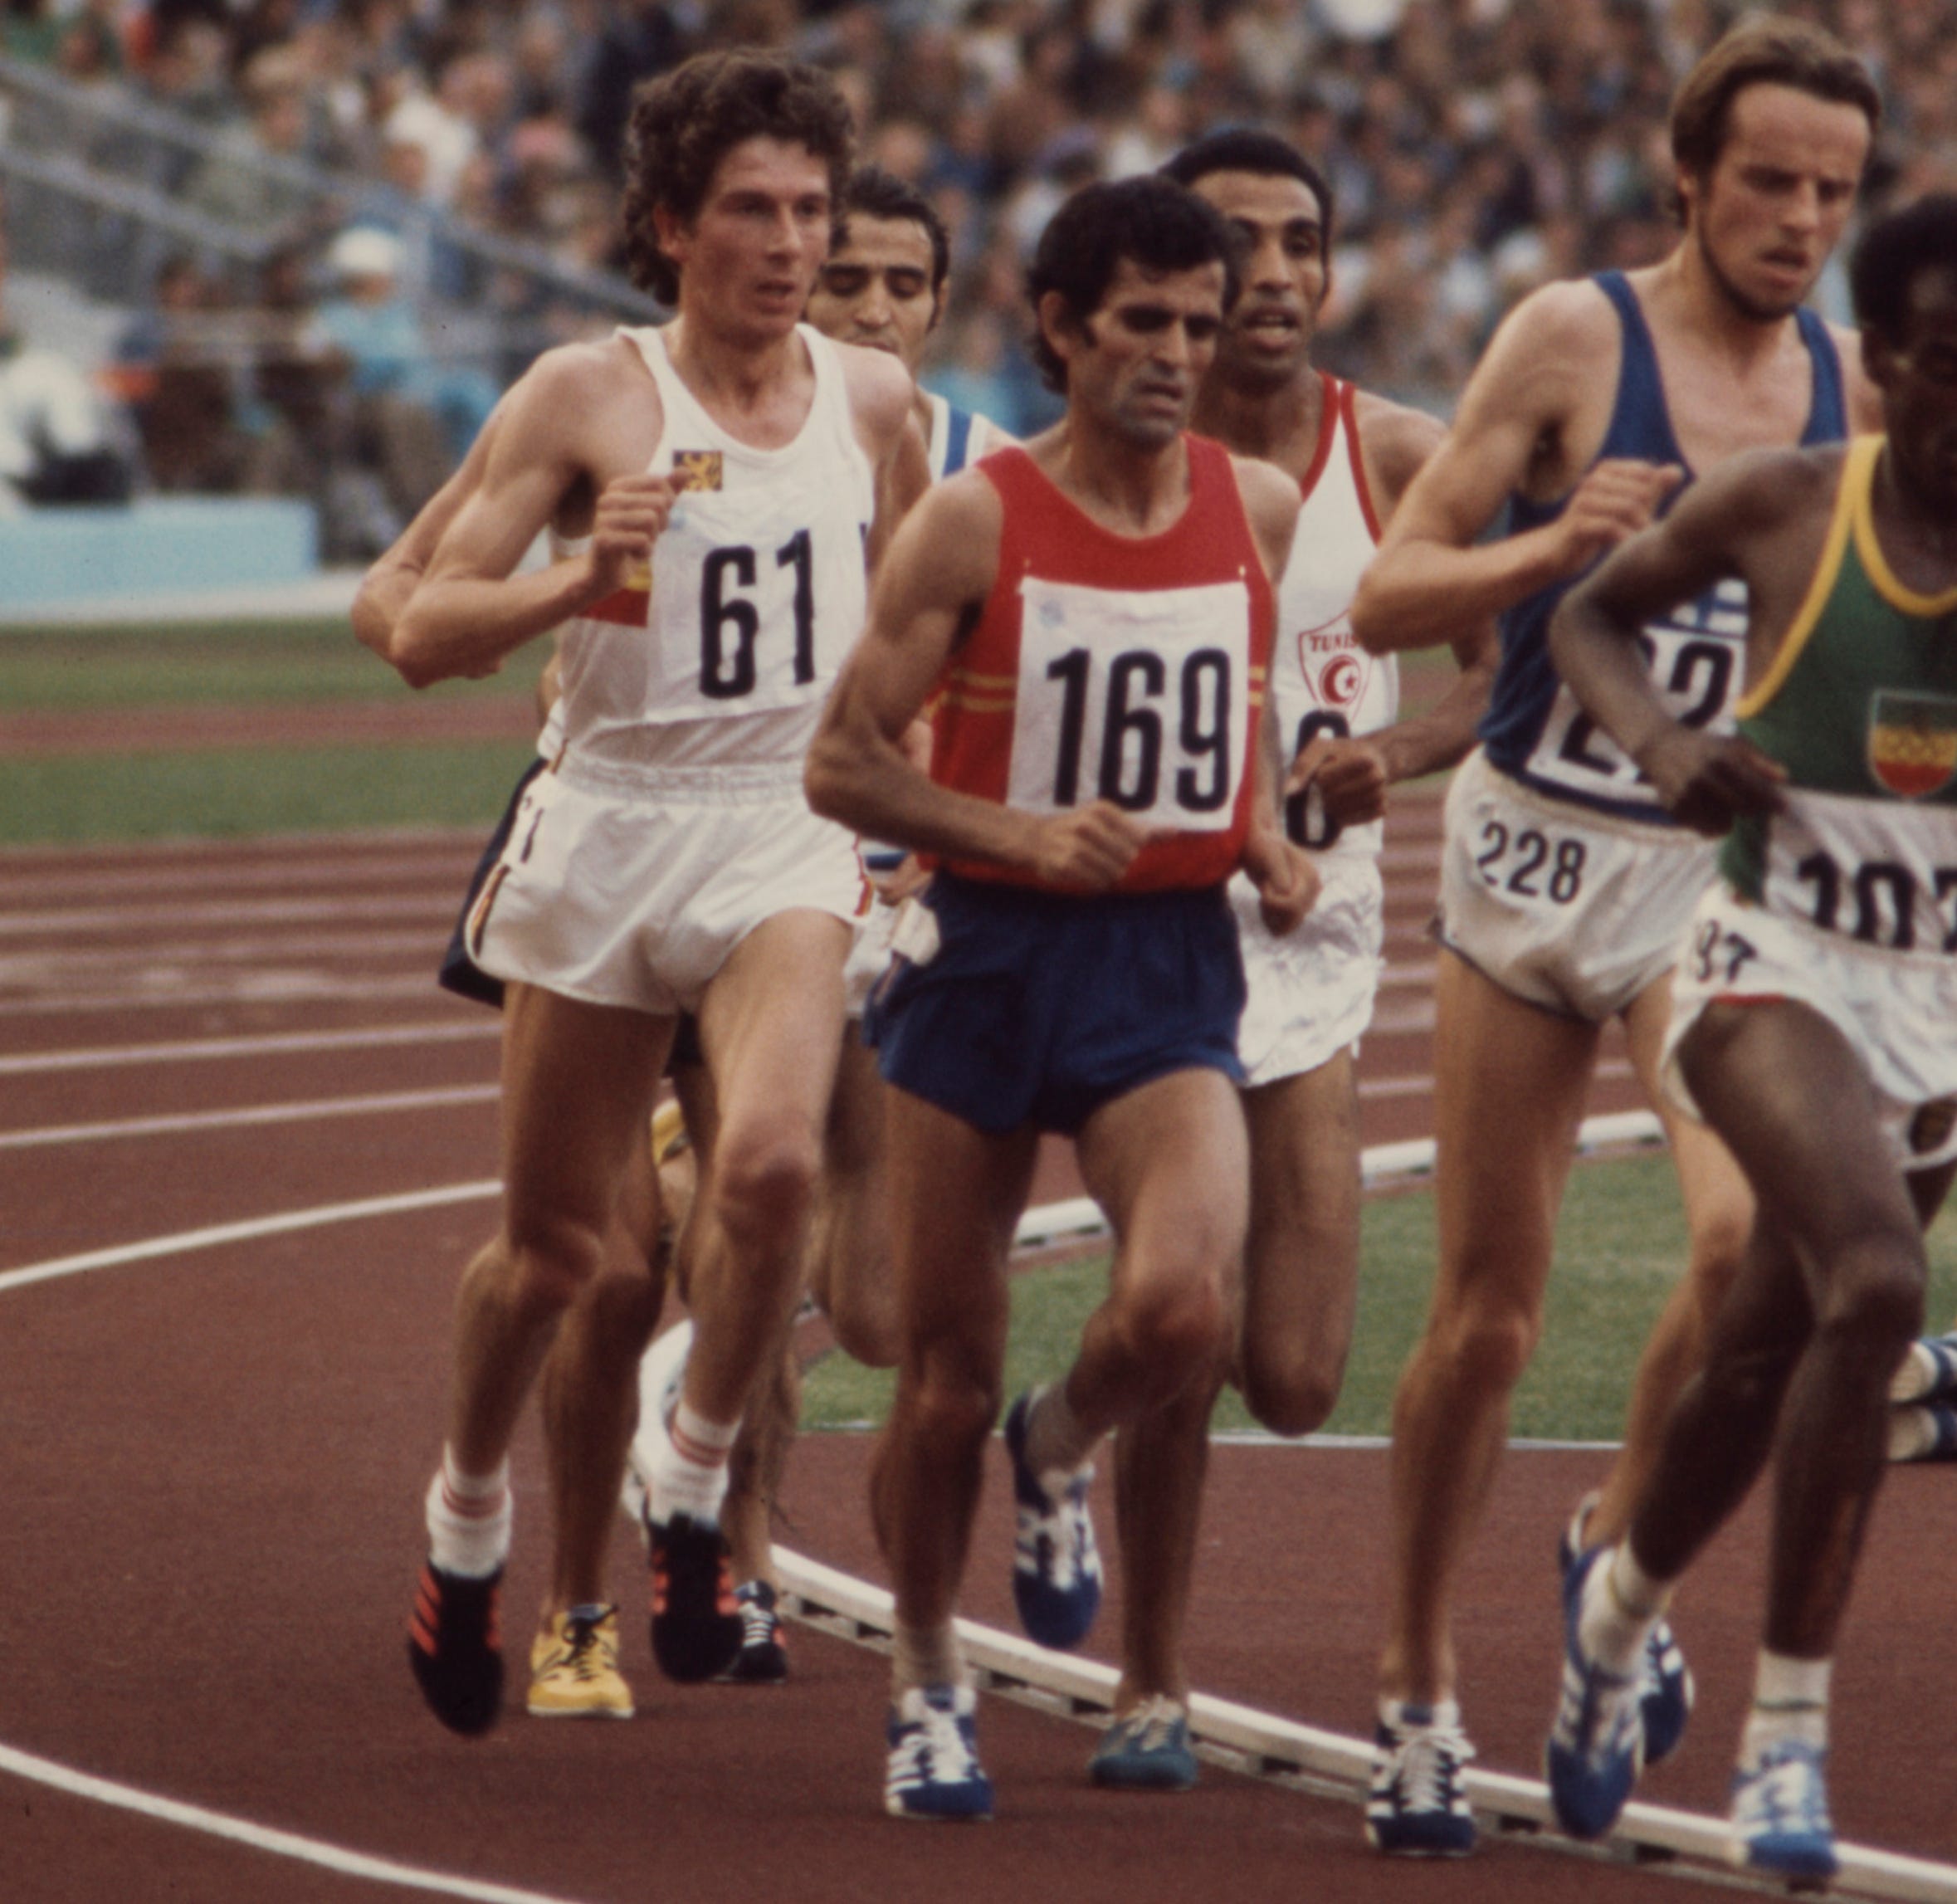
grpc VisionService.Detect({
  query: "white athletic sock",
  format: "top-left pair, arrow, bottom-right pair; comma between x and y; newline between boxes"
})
649,1399 -> 738,1527
1022,1380 -> 1098,1482
1743,1652 -> 1831,1759
1578,1540 -> 1672,1677
425,1448 -> 511,1579
892,1622 -> 967,1697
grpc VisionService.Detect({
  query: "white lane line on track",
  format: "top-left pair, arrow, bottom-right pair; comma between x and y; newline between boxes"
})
0,1084 -> 500,1153
0,895 -> 456,937
0,1020 -> 499,1077
0,1743 -> 592,1904
0,852 -> 481,907
0,975 -> 447,1017
0,1180 -> 500,1293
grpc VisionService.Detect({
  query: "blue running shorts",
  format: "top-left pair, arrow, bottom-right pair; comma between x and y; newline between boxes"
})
865,871 -> 1245,1136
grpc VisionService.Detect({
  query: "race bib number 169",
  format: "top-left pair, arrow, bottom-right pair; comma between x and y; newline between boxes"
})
1006,575 -> 1252,831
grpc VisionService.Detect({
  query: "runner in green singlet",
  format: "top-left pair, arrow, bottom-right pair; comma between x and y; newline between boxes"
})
1537,191 -> 1957,1882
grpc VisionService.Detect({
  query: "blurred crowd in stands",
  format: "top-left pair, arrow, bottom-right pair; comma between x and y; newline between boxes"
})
2,0 -> 1953,543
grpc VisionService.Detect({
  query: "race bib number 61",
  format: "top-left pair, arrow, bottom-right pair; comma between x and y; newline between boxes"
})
1006,575 -> 1252,831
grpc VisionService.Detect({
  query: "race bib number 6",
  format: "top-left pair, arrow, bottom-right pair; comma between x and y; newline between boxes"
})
1006,575 -> 1252,831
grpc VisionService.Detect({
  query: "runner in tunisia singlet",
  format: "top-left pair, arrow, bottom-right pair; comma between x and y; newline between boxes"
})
1270,370 -> 1398,860
549,321 -> 876,780
930,434 -> 1276,894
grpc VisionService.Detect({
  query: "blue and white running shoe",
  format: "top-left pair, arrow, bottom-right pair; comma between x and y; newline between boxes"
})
1002,1390 -> 1101,1650
1892,1330 -> 1957,1403
1730,1736 -> 1837,1886
1558,1493 -> 1693,1765
886,1684 -> 993,1821
1545,1545 -> 1645,1839
1365,1701 -> 1476,1857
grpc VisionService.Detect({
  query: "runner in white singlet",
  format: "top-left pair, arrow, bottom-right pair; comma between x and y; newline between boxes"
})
378,51 -> 926,1739
1081,130 -> 1497,1793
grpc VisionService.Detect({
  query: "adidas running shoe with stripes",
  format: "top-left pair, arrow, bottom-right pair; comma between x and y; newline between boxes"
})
1366,1701 -> 1476,1856
408,1559 -> 504,1736
1558,1492 -> 1693,1765
1545,1546 -> 1644,1838
1002,1390 -> 1101,1650
886,1684 -> 993,1820
716,1579 -> 789,1684
648,1510 -> 744,1683
1730,1736 -> 1837,1887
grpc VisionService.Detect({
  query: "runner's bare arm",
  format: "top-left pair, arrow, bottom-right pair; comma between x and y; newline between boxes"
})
352,398 -> 508,668
1351,283 -> 1681,653
841,341 -> 930,576
390,344 -> 671,689
807,474 -> 1147,889
1550,452 -> 1819,832
1231,454 -> 1318,930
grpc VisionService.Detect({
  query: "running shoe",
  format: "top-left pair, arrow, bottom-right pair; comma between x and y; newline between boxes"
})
1365,1701 -> 1476,1856
1558,1492 -> 1693,1765
716,1579 -> 789,1685
1889,1399 -> 1957,1462
1890,1330 -> 1957,1404
622,1316 -> 694,1531
885,1684 -> 993,1821
1089,1695 -> 1199,1791
1545,1545 -> 1644,1838
526,1604 -> 633,1718
408,1559 -> 503,1736
648,1509 -> 744,1683
1730,1736 -> 1837,1886
650,1097 -> 690,1166
1002,1390 -> 1102,1650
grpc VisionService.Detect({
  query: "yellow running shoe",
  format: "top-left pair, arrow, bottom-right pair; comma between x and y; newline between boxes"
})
527,1604 -> 634,1719
650,1098 -> 689,1165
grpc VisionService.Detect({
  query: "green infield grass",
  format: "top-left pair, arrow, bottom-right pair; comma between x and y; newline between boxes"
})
0,618 -> 545,844
0,620 -> 544,712
802,1152 -> 1957,1439
0,740 -> 541,842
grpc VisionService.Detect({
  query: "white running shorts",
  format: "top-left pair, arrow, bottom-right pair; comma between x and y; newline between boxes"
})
468,761 -> 866,1015
1231,852 -> 1384,1087
1662,884 -> 1957,1174
1437,748 -> 1717,1023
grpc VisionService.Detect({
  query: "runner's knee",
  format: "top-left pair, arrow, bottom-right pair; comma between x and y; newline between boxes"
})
710,1120 -> 822,1256
1431,1296 -> 1541,1396
1115,1272 -> 1227,1387
1813,1228 -> 1926,1372
1240,1338 -> 1346,1438
504,1215 -> 609,1313
903,1350 -> 1003,1453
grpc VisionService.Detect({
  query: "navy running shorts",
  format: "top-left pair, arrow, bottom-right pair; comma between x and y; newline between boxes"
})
864,871 -> 1245,1136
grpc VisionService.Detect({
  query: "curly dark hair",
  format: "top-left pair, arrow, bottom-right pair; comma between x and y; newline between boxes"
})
621,51 -> 855,305
1026,175 -> 1241,394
